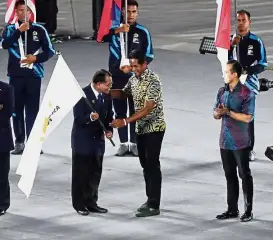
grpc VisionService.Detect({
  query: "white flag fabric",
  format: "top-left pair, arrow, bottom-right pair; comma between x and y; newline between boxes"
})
119,28 -> 130,69
16,55 -> 85,198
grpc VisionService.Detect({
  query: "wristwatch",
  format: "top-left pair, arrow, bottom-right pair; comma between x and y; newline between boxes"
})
226,109 -> 231,116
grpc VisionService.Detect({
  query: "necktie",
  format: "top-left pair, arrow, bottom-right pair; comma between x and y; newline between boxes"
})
98,93 -> 103,106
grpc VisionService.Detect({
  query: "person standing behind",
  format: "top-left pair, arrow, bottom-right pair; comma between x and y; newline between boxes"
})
2,0 -> 55,155
36,0 -> 59,42
213,60 -> 255,222
71,70 -> 113,216
110,50 -> 165,217
108,0 -> 154,156
0,81 -> 14,216
229,9 -> 267,161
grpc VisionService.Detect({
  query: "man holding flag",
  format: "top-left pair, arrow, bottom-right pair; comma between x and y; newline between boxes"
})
98,0 -> 154,157
71,69 -> 113,216
2,0 -> 55,155
229,10 -> 268,161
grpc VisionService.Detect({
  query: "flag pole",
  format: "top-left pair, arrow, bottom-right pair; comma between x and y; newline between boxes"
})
83,97 -> 116,147
69,0 -> 78,36
124,0 -> 128,58
24,0 -> 28,56
234,0 -> 240,61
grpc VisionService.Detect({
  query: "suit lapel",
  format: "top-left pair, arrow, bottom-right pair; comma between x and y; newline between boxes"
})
84,85 -> 98,110
84,85 -> 108,117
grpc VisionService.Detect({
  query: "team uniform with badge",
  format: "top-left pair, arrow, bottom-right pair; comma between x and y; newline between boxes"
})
2,21 -> 55,153
229,32 -> 267,158
108,22 -> 154,152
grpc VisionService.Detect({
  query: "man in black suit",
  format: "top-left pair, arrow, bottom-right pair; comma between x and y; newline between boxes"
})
71,69 -> 114,216
0,81 -> 14,216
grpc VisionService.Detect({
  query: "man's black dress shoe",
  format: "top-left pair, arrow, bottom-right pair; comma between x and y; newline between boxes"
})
11,143 -> 24,155
216,210 -> 239,220
240,211 -> 253,222
87,205 -> 108,213
77,208 -> 89,216
135,207 -> 160,217
137,202 -> 148,212
0,209 -> 6,216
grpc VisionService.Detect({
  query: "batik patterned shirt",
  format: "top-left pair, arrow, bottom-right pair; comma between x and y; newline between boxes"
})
214,81 -> 255,150
123,68 -> 166,134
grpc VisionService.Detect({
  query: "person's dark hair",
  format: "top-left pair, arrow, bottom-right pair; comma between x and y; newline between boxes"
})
129,50 -> 146,64
123,0 -> 139,8
237,9 -> 251,19
227,60 -> 242,78
15,0 -> 26,8
92,69 -> 112,84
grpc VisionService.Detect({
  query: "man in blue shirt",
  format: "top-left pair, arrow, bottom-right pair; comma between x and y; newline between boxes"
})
213,60 -> 255,222
2,0 -> 55,155
108,0 -> 154,157
229,9 -> 267,161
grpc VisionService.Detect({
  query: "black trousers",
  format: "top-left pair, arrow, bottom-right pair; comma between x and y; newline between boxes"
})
249,119 -> 255,151
71,153 -> 103,211
36,0 -> 58,34
92,0 -> 104,33
9,77 -> 41,144
220,148 -> 253,213
0,152 -> 10,211
113,96 -> 136,143
136,131 -> 165,209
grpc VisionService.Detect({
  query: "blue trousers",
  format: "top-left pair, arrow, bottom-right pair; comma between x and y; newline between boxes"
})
9,76 -> 41,144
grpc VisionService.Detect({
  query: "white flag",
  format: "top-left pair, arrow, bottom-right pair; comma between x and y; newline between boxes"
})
16,55 -> 85,198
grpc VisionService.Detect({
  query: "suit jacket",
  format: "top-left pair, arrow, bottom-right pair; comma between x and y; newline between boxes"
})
71,85 -> 113,156
0,81 -> 14,152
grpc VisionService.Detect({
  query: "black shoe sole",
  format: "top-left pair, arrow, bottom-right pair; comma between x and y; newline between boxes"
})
11,151 -> 24,155
88,209 -> 108,214
115,151 -> 130,157
135,210 -> 160,217
216,216 -> 239,220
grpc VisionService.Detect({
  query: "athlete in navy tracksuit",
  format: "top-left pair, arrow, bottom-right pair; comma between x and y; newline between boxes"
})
229,10 -> 267,161
2,0 -> 55,155
108,0 -> 154,156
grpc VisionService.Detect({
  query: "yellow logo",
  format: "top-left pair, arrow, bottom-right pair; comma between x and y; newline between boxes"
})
40,102 -> 60,142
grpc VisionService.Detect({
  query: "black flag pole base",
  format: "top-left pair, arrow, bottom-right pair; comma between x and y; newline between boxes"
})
265,146 -> 273,161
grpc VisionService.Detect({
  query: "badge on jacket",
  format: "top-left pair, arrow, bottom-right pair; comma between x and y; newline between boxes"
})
33,31 -> 39,41
248,45 -> 254,56
133,33 -> 139,44
0,104 -> 3,111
